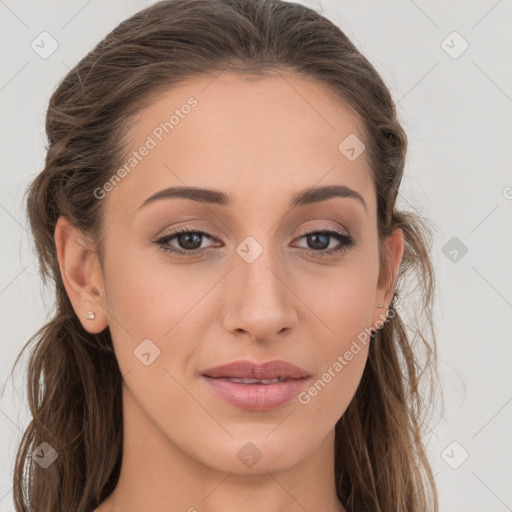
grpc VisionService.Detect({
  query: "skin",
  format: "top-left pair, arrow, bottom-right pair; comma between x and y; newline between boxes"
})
55,72 -> 403,512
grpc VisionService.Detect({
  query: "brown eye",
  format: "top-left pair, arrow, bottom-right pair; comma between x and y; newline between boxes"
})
155,228 -> 219,256
292,229 -> 354,257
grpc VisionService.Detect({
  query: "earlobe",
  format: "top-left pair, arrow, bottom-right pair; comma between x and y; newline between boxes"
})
54,216 -> 108,334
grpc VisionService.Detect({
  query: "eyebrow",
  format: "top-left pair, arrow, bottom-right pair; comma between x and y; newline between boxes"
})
138,184 -> 367,211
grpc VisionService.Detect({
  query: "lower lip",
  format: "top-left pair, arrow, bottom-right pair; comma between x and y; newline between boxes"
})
202,376 -> 310,411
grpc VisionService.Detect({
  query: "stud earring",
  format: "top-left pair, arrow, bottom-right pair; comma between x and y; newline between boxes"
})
377,304 -> 385,309
86,311 -> 96,320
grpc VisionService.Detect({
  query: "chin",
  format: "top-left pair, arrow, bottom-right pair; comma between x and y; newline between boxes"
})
189,431 -> 312,475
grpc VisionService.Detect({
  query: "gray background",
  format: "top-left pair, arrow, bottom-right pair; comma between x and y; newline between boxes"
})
1,1 -> 511,511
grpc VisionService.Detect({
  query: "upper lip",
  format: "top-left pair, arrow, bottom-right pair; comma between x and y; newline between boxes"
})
201,360 -> 310,380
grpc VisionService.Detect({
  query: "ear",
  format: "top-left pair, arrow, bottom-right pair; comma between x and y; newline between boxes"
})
54,215 -> 108,334
371,227 -> 404,330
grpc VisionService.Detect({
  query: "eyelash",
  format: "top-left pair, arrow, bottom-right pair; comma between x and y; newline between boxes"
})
154,226 -> 355,259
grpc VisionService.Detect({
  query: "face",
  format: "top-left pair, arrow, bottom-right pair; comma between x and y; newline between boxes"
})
86,72 -> 396,474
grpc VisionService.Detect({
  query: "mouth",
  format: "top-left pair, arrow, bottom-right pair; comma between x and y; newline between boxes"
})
201,360 -> 311,411
213,376 -> 289,384
201,359 -> 310,380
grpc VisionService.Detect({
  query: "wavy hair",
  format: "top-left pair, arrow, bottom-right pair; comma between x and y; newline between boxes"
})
10,0 -> 439,510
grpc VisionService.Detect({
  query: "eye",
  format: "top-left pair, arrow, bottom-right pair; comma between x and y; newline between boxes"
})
292,229 -> 355,257
154,227 -> 220,257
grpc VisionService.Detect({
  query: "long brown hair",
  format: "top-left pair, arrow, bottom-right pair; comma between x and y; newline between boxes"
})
10,0 -> 439,510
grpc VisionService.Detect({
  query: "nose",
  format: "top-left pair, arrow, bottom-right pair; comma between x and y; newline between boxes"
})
222,239 -> 298,344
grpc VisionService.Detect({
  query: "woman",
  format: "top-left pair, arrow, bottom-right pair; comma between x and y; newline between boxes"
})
12,0 -> 439,510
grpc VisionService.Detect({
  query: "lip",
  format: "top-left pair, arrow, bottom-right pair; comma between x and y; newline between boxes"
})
201,360 -> 310,380
201,360 -> 311,411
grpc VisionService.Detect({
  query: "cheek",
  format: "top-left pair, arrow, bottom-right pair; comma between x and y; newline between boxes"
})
301,258 -> 379,338
301,343 -> 369,427
102,242 -> 236,381
103,242 -> 209,331
296,255 -> 377,415
102,253 -> 206,397
299,283 -> 372,421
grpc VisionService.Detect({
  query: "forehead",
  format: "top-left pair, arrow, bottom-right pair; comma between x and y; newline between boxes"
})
104,72 -> 375,217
